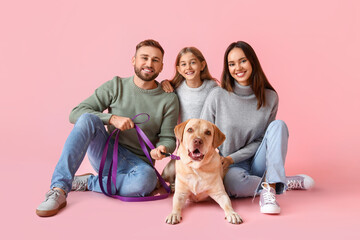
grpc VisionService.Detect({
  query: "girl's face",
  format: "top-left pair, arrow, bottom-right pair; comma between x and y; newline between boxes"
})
177,52 -> 205,83
227,47 -> 252,86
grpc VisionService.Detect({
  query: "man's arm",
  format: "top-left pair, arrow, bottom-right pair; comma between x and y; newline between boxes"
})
155,94 -> 180,155
69,77 -> 119,124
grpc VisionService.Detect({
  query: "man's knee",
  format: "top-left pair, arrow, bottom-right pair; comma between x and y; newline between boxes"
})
75,113 -> 102,130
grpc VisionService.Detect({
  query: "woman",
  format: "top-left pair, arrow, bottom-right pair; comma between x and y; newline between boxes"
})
200,41 -> 314,214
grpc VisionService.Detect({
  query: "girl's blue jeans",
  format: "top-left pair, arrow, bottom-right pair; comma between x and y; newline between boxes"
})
224,120 -> 289,197
50,113 -> 158,196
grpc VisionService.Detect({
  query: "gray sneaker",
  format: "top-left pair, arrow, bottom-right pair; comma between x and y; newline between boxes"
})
286,174 -> 315,190
71,173 -> 94,191
36,189 -> 67,217
259,182 -> 281,214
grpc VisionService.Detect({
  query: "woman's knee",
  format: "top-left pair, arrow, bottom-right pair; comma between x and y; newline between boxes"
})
268,120 -> 289,135
224,168 -> 258,198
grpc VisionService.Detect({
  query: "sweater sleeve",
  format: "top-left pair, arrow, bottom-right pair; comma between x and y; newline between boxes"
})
229,138 -> 262,163
229,92 -> 279,164
199,89 -> 216,124
69,77 -> 118,124
156,94 -> 179,153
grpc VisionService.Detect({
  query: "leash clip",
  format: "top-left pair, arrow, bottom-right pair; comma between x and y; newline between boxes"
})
161,152 -> 180,160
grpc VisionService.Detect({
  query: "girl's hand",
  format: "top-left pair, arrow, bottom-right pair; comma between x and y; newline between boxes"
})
161,80 -> 174,93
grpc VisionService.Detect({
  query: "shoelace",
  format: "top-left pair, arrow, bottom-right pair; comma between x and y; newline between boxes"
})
261,182 -> 276,204
287,179 -> 303,189
46,189 -> 60,200
72,178 -> 87,191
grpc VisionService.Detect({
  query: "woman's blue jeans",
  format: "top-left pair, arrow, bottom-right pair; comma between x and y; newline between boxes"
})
224,120 -> 289,197
50,113 -> 158,196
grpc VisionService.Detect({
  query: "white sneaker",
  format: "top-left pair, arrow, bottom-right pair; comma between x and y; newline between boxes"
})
71,173 -> 94,191
259,182 -> 280,214
286,174 -> 315,190
36,189 -> 67,217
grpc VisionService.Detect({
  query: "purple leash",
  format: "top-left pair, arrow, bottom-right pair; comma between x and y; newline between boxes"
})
98,113 -> 179,202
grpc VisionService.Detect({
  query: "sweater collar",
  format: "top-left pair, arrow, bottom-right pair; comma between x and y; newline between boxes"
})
130,76 -> 163,95
233,81 -> 254,97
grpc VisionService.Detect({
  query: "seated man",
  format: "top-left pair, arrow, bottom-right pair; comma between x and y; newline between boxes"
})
36,39 -> 179,217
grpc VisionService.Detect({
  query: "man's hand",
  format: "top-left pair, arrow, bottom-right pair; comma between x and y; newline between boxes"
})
109,115 -> 134,131
221,156 -> 234,174
150,145 -> 167,160
160,80 -> 174,93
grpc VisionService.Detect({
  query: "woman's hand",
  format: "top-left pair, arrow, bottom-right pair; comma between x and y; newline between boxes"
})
221,156 -> 234,174
109,115 -> 134,131
161,80 -> 174,93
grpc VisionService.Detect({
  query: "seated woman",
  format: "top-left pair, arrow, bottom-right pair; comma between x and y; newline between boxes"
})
200,41 -> 314,214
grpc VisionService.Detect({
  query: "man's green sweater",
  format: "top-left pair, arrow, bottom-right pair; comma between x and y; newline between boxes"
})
69,76 -> 179,164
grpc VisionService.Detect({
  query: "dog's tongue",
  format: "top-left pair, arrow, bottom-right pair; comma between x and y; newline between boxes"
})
189,149 -> 204,161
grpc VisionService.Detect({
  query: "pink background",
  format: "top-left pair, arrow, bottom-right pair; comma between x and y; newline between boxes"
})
1,0 -> 359,239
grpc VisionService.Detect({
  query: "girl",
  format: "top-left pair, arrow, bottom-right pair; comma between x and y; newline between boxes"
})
200,41 -> 314,214
162,47 -> 219,122
161,47 -> 219,189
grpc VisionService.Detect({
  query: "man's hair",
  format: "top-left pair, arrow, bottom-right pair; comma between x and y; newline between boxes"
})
135,39 -> 164,57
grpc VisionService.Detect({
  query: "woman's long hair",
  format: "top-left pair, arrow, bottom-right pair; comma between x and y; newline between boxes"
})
171,47 -> 217,89
221,41 -> 276,109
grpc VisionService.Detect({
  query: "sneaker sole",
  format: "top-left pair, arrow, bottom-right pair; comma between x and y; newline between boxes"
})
36,201 -> 67,217
260,204 -> 281,214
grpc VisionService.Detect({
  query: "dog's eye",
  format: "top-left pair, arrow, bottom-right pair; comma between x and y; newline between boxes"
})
187,128 -> 193,133
205,130 -> 211,135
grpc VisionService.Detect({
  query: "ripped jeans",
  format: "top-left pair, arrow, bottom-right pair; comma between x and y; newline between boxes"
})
50,113 -> 157,196
224,120 -> 289,197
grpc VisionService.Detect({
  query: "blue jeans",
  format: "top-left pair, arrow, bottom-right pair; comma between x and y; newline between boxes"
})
224,120 -> 289,198
50,113 -> 158,196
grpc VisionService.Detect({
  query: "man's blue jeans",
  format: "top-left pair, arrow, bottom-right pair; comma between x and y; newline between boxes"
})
50,113 -> 158,196
224,120 -> 289,197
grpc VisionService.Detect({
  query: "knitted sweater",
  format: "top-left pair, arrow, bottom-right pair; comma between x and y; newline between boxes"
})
200,82 -> 278,163
176,80 -> 218,122
69,76 -> 179,163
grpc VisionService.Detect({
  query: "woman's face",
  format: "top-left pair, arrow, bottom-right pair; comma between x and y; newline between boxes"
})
177,52 -> 205,83
227,47 -> 252,86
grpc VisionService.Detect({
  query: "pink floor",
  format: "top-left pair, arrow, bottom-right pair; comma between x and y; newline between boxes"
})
2,157 -> 359,239
1,0 -> 359,239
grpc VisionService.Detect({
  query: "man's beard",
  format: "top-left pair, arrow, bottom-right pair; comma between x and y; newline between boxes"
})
134,66 -> 159,82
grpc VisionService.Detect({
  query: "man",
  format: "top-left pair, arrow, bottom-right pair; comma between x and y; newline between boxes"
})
36,39 -> 179,217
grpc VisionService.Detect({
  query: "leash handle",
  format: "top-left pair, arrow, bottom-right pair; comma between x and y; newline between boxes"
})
98,113 -> 171,201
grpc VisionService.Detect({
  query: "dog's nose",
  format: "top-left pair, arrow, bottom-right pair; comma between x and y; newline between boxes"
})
193,138 -> 203,145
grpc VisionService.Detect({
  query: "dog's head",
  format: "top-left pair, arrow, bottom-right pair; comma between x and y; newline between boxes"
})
174,119 -> 225,164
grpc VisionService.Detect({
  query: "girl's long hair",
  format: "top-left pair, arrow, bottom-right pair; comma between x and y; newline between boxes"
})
171,47 -> 217,89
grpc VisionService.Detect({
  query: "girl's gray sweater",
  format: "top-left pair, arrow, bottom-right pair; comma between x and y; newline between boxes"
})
176,80 -> 218,122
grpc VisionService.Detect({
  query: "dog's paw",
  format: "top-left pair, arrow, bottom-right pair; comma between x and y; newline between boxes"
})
165,213 -> 182,224
225,211 -> 243,224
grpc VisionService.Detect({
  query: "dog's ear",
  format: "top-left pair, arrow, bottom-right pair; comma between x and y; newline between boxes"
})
174,119 -> 190,143
212,124 -> 226,148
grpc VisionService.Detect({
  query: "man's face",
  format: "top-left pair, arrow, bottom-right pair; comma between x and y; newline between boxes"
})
132,46 -> 163,81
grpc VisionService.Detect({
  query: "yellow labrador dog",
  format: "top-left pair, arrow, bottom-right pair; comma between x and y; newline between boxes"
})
165,119 -> 243,224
